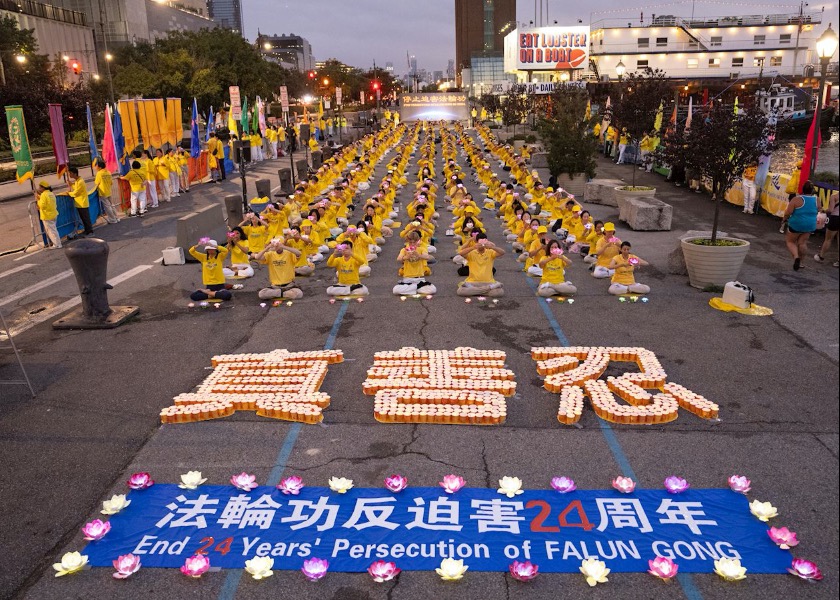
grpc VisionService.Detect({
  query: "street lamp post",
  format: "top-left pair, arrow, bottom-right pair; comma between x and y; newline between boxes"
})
615,59 -> 626,82
104,52 -> 115,104
810,24 -> 838,176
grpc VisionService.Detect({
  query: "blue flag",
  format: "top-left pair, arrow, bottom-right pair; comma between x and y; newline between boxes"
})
190,98 -> 201,158
86,103 -> 99,160
205,106 -> 214,142
112,104 -> 129,175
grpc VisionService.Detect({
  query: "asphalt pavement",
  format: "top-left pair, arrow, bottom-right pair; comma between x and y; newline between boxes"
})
0,129 -> 837,600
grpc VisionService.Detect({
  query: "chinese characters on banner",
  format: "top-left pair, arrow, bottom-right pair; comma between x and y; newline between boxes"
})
83,485 -> 790,574
400,94 -> 469,122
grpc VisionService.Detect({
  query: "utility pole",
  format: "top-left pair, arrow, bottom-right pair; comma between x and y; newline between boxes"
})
793,1 -> 805,77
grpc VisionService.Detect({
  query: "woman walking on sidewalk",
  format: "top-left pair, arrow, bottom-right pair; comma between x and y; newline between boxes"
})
782,181 -> 818,271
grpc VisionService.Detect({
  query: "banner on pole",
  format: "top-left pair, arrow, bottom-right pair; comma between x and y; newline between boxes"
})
49,104 -> 70,177
230,86 -> 242,120
83,485 -> 790,574
102,105 -> 119,173
5,105 -> 34,183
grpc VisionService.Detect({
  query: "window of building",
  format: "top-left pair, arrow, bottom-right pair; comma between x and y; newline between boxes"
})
637,37 -> 649,48
687,58 -> 699,69
754,35 -> 765,45
656,37 -> 668,47
732,57 -> 744,67
689,39 -> 699,49
636,59 -> 649,68
754,57 -> 765,67
711,36 -> 723,47
779,33 -> 791,44
770,56 -> 783,66
709,58 -> 721,68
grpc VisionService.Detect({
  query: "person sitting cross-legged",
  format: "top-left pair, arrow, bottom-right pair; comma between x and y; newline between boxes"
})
536,240 -> 577,297
456,233 -> 505,297
326,241 -> 370,297
189,239 -> 232,301
394,230 -> 437,296
253,238 -> 304,300
608,241 -> 651,296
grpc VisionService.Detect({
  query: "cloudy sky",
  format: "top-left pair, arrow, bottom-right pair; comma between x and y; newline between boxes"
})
243,0 -> 836,74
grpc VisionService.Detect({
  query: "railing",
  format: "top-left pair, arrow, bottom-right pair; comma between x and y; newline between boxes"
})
0,0 -> 86,27
590,12 -> 821,30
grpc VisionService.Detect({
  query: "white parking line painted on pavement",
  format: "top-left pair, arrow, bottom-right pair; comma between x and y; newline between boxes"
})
1,264 -> 153,339
0,270 -> 73,309
0,264 -> 35,280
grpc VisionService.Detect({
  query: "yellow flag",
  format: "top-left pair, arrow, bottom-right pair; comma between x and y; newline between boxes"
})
318,99 -> 324,118
585,99 -> 591,122
653,101 -> 664,133
118,100 -> 139,154
227,109 -> 238,136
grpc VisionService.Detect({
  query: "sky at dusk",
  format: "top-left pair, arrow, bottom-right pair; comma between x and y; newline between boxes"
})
243,0 -> 837,74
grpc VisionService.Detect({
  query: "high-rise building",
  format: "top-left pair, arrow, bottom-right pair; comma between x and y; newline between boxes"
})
207,0 -> 243,34
259,33 -> 314,72
454,0 -> 516,82
385,61 -> 394,73
433,70 -> 444,82
446,59 -> 455,79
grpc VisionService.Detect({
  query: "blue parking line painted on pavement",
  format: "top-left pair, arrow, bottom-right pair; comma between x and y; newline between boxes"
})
523,271 -> 702,600
217,301 -> 349,600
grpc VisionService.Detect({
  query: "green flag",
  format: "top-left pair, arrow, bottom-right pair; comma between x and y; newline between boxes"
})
251,100 -> 259,135
240,97 -> 249,135
5,105 -> 34,183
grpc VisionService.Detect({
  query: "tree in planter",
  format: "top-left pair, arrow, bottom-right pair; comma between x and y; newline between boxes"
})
501,86 -> 530,137
611,68 -> 672,187
536,86 -> 597,182
657,102 -> 774,244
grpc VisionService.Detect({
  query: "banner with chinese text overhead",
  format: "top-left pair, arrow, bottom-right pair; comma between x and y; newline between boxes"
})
5,105 -> 34,183
84,485 -> 789,573
400,94 -> 469,122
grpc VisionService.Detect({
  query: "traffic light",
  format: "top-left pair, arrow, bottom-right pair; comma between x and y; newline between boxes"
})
71,61 -> 81,75
308,71 -> 316,79
372,81 -> 380,91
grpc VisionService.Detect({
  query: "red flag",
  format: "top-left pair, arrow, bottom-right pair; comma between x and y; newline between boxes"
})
48,104 -> 69,178
102,105 -> 119,173
799,109 -> 822,192
701,88 -> 709,106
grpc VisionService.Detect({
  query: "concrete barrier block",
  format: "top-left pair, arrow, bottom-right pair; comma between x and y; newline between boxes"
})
255,178 -> 271,199
625,198 -> 673,231
584,179 -> 624,205
177,203 -> 227,262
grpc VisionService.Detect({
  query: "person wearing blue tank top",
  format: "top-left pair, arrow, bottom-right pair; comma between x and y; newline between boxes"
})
783,181 -> 819,271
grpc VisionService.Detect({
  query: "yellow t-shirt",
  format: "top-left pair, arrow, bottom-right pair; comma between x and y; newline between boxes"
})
124,170 -> 146,193
243,225 -> 268,254
69,177 -> 89,208
94,169 -> 113,197
229,240 -> 250,265
154,156 -> 169,179
38,190 -> 58,221
595,237 -> 620,267
465,249 -> 498,284
327,254 -> 362,285
265,249 -> 297,285
399,248 -> 427,278
189,246 -> 229,285
611,254 -> 637,286
540,257 -> 567,285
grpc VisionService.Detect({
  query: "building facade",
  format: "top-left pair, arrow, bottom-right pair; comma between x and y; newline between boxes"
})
146,0 -> 215,41
259,33 -> 314,72
454,0 -> 516,81
206,0 -> 242,34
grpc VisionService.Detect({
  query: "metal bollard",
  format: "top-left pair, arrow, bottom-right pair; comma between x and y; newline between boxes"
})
254,178 -> 271,199
277,168 -> 293,194
53,238 -> 138,329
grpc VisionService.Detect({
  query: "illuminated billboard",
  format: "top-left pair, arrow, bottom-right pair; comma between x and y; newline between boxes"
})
400,93 -> 469,122
506,26 -> 591,71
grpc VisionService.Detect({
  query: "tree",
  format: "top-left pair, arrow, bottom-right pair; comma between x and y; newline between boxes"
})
537,87 -> 597,180
611,68 -> 672,186
657,103 -> 774,243
501,86 -> 530,135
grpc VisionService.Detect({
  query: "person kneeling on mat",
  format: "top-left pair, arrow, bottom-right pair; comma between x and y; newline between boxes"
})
394,231 -> 437,296
189,239 -> 232,301
456,233 -> 505,297
253,238 -> 303,300
326,241 -> 369,297
536,240 -> 577,297
608,241 -> 651,295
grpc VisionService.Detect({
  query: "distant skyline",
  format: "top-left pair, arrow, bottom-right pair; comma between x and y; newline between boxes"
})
243,0 -> 837,75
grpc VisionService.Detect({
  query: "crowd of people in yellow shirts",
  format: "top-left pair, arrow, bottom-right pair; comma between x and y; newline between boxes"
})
187,119 -> 652,303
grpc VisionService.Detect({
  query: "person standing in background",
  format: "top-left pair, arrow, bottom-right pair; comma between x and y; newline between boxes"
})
206,132 -> 226,181
742,163 -> 758,214
121,160 -> 147,217
94,158 -> 119,224
67,166 -> 94,235
815,191 -> 839,267
166,148 -> 180,197
35,181 -> 61,248
783,181 -> 819,271
154,149 -> 172,203
141,150 -> 159,208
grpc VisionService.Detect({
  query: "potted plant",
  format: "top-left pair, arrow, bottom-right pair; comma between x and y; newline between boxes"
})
535,86 -> 597,196
611,68 -> 672,193
657,102 -> 774,288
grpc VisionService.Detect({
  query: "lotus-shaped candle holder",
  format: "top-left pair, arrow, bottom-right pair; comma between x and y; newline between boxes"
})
368,560 -> 400,582
664,476 -> 690,494
53,552 -> 88,577
245,556 -> 274,580
714,558 -> 746,581
436,558 -> 468,581
328,477 -> 354,493
788,558 -> 823,582
230,472 -> 258,491
498,476 -> 523,498
648,556 -> 678,580
301,557 -> 329,581
749,500 -> 778,522
277,475 -> 305,495
81,519 -> 111,541
767,526 -> 799,549
180,554 -> 210,578
127,472 -> 154,490
728,475 -> 751,493
509,560 -> 539,581
101,494 -> 131,515
179,471 -> 207,490
384,474 -> 408,493
440,474 -> 466,494
551,476 -> 577,493
612,476 -> 636,494
112,553 -> 141,579
580,558 -> 610,586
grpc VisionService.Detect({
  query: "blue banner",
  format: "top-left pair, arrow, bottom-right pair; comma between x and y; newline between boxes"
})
84,485 -> 790,573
